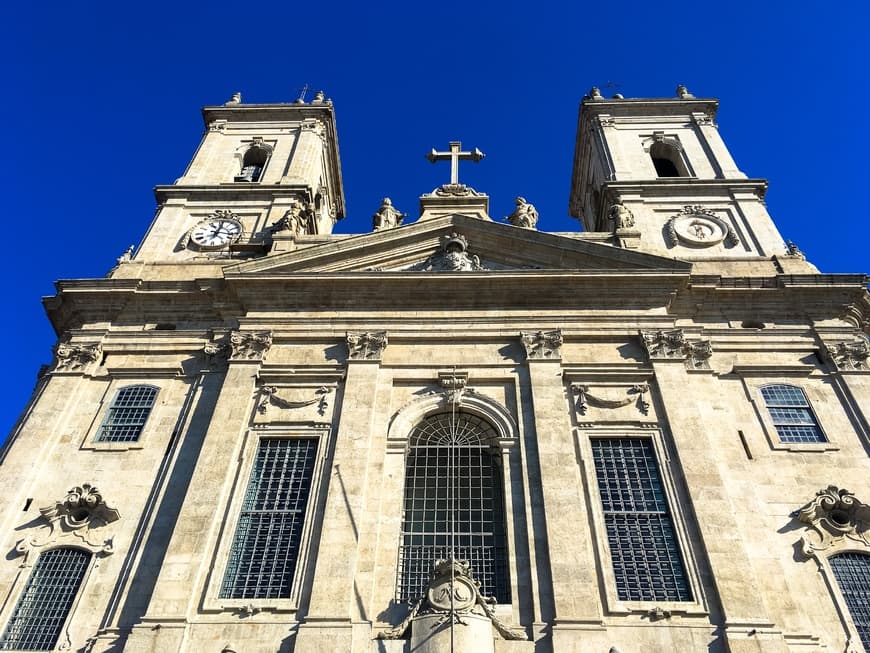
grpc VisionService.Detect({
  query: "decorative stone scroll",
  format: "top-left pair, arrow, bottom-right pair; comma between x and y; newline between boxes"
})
666,206 -> 739,248
375,559 -> 526,641
346,330 -> 388,361
640,329 -> 712,370
409,232 -> 487,271
17,484 -> 119,561
571,384 -> 649,415
229,331 -> 272,361
258,386 -> 331,416
54,341 -> 102,372
521,329 -> 563,360
826,339 -> 870,371
795,486 -> 870,558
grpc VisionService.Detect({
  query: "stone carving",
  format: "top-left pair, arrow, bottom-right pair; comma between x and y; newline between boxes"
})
229,331 -> 272,361
272,198 -> 314,236
608,201 -> 635,229
372,197 -> 407,231
438,370 -> 469,405
785,240 -> 806,259
571,384 -> 649,415
431,183 -> 485,198
795,486 -> 870,557
504,197 -> 539,229
54,341 -> 102,372
346,331 -> 388,361
826,339 -> 870,371
258,386 -> 331,415
587,86 -> 604,101
226,92 -> 241,105
693,113 -> 714,126
841,303 -> 870,334
17,484 -> 119,559
376,559 -> 526,641
666,206 -> 738,248
647,606 -> 672,621
640,329 -> 712,370
410,233 -> 486,272
676,85 -> 695,99
597,115 -> 615,127
521,330 -> 563,360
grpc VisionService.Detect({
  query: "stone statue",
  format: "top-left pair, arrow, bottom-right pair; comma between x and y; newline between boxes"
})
372,197 -> 406,231
505,197 -> 538,229
676,85 -> 695,99
608,201 -> 635,229
273,199 -> 311,236
588,86 -> 604,101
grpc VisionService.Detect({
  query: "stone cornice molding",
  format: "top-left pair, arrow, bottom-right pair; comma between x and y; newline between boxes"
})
346,330 -> 388,361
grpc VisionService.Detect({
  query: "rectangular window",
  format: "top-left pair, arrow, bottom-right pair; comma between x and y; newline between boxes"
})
760,385 -> 826,444
220,438 -> 317,599
96,385 -> 158,443
591,438 -> 692,602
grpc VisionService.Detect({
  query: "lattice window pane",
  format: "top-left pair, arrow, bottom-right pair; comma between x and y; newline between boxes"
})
830,552 -> 870,650
0,548 -> 91,651
760,385 -> 826,443
96,385 -> 158,442
220,438 -> 317,599
398,413 -> 510,603
592,438 -> 692,602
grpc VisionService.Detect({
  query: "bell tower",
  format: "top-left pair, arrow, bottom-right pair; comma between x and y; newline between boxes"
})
132,91 -> 345,264
569,86 -> 796,265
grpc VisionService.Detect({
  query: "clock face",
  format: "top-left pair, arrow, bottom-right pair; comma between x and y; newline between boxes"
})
189,218 -> 242,250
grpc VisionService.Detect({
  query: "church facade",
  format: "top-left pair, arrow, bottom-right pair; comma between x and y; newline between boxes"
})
0,88 -> 868,653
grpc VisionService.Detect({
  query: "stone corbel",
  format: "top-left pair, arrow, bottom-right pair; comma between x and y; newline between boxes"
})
794,486 -> 870,558
257,386 -> 331,415
571,383 -> 649,415
53,341 -> 102,373
521,329 -> 563,360
346,330 -> 388,361
825,339 -> 870,372
640,329 -> 712,370
229,331 -> 273,361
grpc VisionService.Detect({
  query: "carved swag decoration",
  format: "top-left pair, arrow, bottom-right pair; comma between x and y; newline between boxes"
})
376,559 -> 526,641
346,331 -> 388,361
258,386 -> 332,415
521,329 -> 563,360
571,384 -> 650,415
54,341 -> 102,372
795,486 -> 870,557
826,339 -> 870,371
640,329 -> 712,370
17,484 -> 119,559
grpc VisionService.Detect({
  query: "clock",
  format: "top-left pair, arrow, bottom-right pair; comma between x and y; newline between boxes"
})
188,216 -> 243,250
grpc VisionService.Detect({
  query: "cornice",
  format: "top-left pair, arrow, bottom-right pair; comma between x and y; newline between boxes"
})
602,178 -> 769,197
154,183 -> 317,202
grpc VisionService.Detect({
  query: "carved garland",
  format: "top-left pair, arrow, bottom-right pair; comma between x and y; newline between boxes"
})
257,386 -> 332,415
571,384 -> 650,415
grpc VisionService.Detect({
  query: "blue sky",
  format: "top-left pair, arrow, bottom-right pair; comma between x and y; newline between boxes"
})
2,1 -> 867,439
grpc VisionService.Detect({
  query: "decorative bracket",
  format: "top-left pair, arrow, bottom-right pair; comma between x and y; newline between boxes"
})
54,341 -> 102,373
640,329 -> 712,370
521,329 -> 563,360
795,486 -> 870,558
346,330 -> 388,361
229,331 -> 273,361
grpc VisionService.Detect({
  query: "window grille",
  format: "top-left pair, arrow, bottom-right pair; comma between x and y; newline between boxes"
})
220,438 -> 317,599
0,548 -> 91,651
591,438 -> 692,602
96,385 -> 158,443
397,412 -> 510,603
760,385 -> 826,444
830,552 -> 870,650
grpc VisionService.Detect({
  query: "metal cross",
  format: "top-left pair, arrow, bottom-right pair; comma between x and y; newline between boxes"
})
426,141 -> 485,185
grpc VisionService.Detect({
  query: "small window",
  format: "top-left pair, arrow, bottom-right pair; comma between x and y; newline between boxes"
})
220,438 -> 318,599
829,553 -> 870,650
235,145 -> 270,183
760,385 -> 826,444
649,141 -> 686,178
95,385 -> 158,443
0,548 -> 91,651
591,438 -> 692,602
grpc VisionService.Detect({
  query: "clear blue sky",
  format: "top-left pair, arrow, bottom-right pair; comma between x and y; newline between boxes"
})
2,1 -> 867,439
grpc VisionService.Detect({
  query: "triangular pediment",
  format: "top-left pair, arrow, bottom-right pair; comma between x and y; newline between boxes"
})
224,214 -> 690,276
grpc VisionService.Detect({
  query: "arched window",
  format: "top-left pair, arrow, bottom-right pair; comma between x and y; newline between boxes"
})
829,552 -> 870,649
235,144 -> 270,183
95,385 -> 158,443
397,412 -> 510,603
760,384 -> 826,444
0,548 -> 91,650
649,141 -> 685,177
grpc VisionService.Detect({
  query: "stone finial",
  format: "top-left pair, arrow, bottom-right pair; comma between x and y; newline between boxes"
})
785,240 -> 806,259
312,90 -> 325,104
346,331 -> 388,361
226,92 -> 242,105
504,196 -> 539,229
372,197 -> 406,231
676,85 -> 694,99
587,86 -> 604,101
229,331 -> 272,361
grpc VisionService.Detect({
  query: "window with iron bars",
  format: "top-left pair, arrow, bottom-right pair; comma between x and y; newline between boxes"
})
220,437 -> 317,599
95,385 -> 158,443
591,438 -> 692,602
760,384 -> 826,444
830,552 -> 870,650
0,547 -> 91,651
397,412 -> 510,604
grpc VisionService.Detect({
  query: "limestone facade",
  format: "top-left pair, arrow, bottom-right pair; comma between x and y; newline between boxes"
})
0,88 -> 868,653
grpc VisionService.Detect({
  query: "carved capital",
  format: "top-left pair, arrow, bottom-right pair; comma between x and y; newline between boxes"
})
229,331 -> 272,361
826,339 -> 870,371
54,341 -> 102,372
796,486 -> 870,558
346,331 -> 388,361
521,329 -> 563,360
640,329 -> 712,370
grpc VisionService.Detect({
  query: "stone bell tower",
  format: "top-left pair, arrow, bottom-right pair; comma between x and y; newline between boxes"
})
569,86 -> 796,266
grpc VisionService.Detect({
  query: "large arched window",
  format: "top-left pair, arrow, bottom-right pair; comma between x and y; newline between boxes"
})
829,552 -> 870,650
397,412 -> 510,603
95,385 -> 158,443
760,384 -> 826,444
0,547 -> 91,650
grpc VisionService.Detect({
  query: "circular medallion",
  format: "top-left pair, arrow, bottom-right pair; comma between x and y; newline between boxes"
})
427,576 -> 477,612
188,217 -> 243,250
666,210 -> 738,248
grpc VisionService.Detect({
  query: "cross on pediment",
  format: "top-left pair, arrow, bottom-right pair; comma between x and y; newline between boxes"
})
426,141 -> 485,185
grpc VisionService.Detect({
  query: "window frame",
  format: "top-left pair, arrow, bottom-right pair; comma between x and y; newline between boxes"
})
827,552 -> 870,652
575,427 -> 707,616
81,381 -> 163,451
749,380 -> 838,453
203,426 -> 330,614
